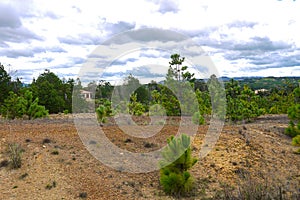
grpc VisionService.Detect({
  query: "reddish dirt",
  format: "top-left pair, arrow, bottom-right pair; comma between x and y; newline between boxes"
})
0,114 -> 299,199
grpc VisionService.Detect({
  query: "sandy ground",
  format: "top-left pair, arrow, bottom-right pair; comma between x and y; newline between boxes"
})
0,114 -> 299,199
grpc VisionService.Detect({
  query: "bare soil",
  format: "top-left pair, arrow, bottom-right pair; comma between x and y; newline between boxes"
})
0,114 -> 299,199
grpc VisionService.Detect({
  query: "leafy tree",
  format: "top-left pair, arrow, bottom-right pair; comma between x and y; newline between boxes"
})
160,134 -> 197,197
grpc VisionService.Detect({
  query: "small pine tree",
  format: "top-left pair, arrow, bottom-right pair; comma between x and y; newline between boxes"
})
285,104 -> 300,137
128,93 -> 145,116
192,111 -> 205,125
0,90 -> 48,120
96,105 -> 107,126
159,134 -> 197,197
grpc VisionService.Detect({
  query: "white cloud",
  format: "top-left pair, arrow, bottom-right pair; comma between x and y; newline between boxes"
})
0,0 -> 299,83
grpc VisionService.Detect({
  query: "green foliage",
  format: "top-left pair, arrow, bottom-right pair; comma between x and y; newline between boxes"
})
207,74 -> 226,120
0,63 -> 12,105
22,90 -> 48,119
31,69 -> 67,113
268,91 -> 294,114
128,93 -> 145,116
123,74 -> 150,105
96,105 -> 107,125
159,85 -> 181,116
225,80 -> 263,122
96,98 -> 114,116
155,54 -> 198,117
285,104 -> 300,137
96,99 -> 115,125
1,91 -> 24,119
195,89 -> 211,115
1,90 -> 48,120
8,143 -> 22,169
168,54 -> 195,83
95,80 -> 113,99
160,134 -> 197,197
292,135 -> 300,146
192,111 -> 205,125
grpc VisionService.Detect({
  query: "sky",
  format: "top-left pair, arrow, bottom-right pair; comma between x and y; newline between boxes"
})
0,0 -> 300,84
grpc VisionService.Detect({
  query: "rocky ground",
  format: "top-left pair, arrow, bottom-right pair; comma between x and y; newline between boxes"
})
0,114 -> 299,199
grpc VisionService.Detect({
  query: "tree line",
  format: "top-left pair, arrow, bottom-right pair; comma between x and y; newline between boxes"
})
0,55 -> 299,123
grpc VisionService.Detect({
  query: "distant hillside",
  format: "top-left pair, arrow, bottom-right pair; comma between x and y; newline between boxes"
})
220,76 -> 300,90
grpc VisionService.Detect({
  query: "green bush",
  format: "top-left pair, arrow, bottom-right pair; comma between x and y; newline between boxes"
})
159,134 -> 197,197
1,90 -> 48,120
96,105 -> 107,125
96,99 -> 116,125
285,104 -> 300,137
192,111 -> 205,125
292,135 -> 300,146
128,93 -> 145,116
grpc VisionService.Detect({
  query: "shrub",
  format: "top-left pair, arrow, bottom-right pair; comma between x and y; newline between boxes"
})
159,134 -> 197,197
292,135 -> 300,146
128,93 -> 145,116
0,159 -> 9,168
285,104 -> 300,137
192,111 -> 205,125
8,143 -> 22,169
51,150 -> 59,155
45,181 -> 57,190
96,104 -> 107,125
0,90 -> 48,120
79,192 -> 87,198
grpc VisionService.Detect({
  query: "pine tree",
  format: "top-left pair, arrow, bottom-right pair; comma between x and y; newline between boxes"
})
285,104 -> 300,137
1,90 -> 48,120
159,134 -> 197,197
96,104 -> 107,126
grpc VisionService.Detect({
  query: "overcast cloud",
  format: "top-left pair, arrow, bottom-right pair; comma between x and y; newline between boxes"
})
0,0 -> 299,83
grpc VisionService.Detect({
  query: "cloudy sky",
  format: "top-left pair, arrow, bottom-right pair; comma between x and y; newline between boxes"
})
0,0 -> 299,84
